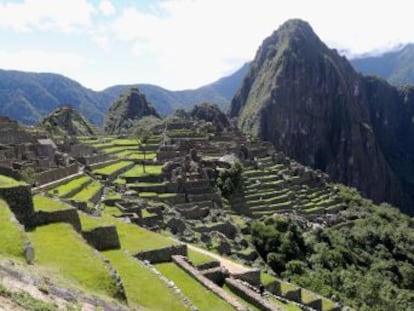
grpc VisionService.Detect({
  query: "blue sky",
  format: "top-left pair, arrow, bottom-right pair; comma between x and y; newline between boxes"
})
0,0 -> 413,91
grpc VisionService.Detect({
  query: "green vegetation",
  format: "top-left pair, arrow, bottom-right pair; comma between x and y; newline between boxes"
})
217,161 -> 243,199
79,212 -> 112,231
187,249 -> 216,266
122,164 -> 162,177
268,297 -> 302,311
252,186 -> 414,311
112,217 -> 176,252
93,161 -> 133,176
49,175 -> 91,197
156,263 -> 235,311
104,250 -> 188,310
33,195 -> 71,212
28,223 -> 120,298
0,283 -> 58,311
71,180 -> 101,202
0,175 -> 23,188
250,216 -> 306,272
0,200 -> 25,259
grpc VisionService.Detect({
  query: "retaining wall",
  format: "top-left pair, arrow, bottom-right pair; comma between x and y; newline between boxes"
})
134,244 -> 187,264
82,225 -> 121,251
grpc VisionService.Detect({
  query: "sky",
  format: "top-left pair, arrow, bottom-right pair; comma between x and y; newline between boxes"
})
0,0 -> 413,91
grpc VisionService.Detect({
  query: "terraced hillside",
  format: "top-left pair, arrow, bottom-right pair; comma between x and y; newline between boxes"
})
0,121 -> 354,310
235,156 -> 345,219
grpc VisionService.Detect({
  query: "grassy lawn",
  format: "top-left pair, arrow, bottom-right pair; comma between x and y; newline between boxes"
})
93,161 -> 133,176
122,165 -> 162,178
125,152 -> 157,160
79,212 -> 112,231
33,195 -> 72,212
156,263 -> 235,311
111,217 -> 177,252
268,297 -> 302,311
48,176 -> 91,197
111,139 -> 139,145
0,200 -> 25,259
28,223 -> 119,297
71,181 -> 101,202
187,249 -> 216,266
261,272 -> 277,286
103,250 -> 188,311
0,175 -> 24,188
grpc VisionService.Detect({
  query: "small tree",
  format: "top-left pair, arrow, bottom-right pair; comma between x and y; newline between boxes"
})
134,126 -> 152,173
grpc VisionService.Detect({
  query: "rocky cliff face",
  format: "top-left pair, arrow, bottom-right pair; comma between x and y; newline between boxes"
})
104,87 -> 160,135
229,19 -> 414,214
39,106 -> 97,137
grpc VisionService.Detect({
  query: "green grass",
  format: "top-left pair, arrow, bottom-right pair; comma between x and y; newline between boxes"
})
0,175 -> 24,188
156,263 -> 235,311
0,200 -> 25,259
261,272 -> 277,286
111,217 -> 176,252
28,223 -> 119,297
103,250 -> 188,310
33,195 -> 71,212
122,165 -> 162,178
187,249 -> 216,266
93,161 -> 133,176
130,152 -> 157,160
71,181 -> 101,202
111,139 -> 139,145
139,192 -> 158,199
268,297 -> 302,311
103,204 -> 123,217
280,281 -> 298,294
79,212 -> 112,231
48,176 -> 91,197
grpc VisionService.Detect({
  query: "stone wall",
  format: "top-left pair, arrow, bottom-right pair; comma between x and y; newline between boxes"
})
33,208 -> 81,231
224,278 -> 276,311
177,205 -> 209,220
89,185 -> 104,204
32,173 -> 83,195
134,244 -> 187,264
78,154 -> 112,166
88,159 -> 120,170
0,166 -> 22,180
35,164 -> 79,186
265,280 -> 281,295
172,255 -> 248,311
82,225 -> 121,251
232,269 -> 261,287
0,184 -> 34,225
195,222 -> 238,239
201,267 -> 228,285
284,288 -> 302,303
196,261 -> 221,271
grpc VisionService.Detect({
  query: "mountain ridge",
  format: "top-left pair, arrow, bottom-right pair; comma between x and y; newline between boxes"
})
0,63 -> 249,126
229,19 -> 414,214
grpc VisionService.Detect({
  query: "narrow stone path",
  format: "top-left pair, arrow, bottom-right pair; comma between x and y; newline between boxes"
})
170,238 -> 250,274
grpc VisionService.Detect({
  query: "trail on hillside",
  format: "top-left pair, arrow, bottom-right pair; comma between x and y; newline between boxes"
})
171,238 -> 250,274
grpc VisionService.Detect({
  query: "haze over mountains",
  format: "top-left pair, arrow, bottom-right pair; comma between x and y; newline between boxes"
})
229,19 -> 414,214
0,63 -> 250,126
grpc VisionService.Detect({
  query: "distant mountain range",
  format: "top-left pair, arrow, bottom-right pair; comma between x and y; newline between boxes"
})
0,63 -> 249,126
351,44 -> 414,85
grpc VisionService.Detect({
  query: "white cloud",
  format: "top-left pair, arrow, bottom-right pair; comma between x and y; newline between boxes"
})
0,0 -> 95,33
99,0 -> 115,16
106,0 -> 414,89
0,49 -> 90,76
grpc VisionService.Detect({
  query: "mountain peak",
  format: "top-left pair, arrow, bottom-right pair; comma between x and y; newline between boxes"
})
104,87 -> 160,135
